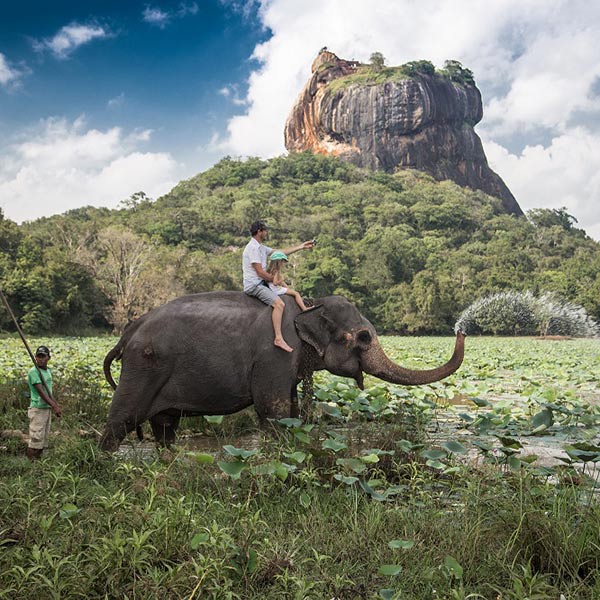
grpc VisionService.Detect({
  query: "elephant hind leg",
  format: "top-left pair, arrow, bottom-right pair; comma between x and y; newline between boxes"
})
100,369 -> 172,451
150,412 -> 181,447
99,419 -> 139,451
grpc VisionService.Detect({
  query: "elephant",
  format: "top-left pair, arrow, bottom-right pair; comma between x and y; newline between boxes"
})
99,292 -> 465,450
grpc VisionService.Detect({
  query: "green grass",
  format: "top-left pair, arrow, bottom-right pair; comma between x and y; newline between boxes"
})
1,335 -> 600,598
325,65 -> 411,93
324,63 -> 470,95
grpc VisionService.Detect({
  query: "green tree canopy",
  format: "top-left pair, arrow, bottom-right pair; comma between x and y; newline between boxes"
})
3,153 -> 600,335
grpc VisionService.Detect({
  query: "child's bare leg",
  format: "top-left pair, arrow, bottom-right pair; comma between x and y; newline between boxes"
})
271,298 -> 293,352
287,289 -> 307,311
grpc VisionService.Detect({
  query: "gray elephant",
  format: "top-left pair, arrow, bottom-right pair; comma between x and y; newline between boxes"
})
99,292 -> 465,450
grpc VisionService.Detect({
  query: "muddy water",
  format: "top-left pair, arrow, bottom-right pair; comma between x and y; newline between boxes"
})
117,432 -> 263,461
117,417 -> 599,479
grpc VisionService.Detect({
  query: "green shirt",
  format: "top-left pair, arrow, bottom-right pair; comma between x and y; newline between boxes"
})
28,366 -> 53,409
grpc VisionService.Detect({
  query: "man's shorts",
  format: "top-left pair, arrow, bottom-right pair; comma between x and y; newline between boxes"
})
245,283 -> 279,306
28,407 -> 52,449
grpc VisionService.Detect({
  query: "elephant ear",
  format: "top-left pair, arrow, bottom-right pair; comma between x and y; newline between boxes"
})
294,305 -> 331,357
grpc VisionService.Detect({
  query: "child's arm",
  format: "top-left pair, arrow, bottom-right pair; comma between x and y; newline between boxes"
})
273,273 -> 285,286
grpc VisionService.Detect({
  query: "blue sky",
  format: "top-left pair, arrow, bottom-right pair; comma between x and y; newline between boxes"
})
0,2 -> 267,196
2,1 -> 600,239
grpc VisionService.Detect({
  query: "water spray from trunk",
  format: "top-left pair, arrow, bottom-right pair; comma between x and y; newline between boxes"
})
455,291 -> 599,337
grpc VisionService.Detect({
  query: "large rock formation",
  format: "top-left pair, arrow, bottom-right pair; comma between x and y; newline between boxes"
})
285,51 -> 522,216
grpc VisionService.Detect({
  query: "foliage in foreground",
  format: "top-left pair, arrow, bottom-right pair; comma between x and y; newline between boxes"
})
1,335 -> 600,598
2,153 -> 600,334
1,437 -> 599,600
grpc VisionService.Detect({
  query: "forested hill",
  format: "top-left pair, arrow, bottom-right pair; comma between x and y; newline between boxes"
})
1,152 -> 600,335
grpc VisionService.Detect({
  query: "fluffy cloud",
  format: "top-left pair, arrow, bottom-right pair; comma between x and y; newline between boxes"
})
483,129 -> 600,238
0,53 -> 27,88
0,117 -> 181,223
33,23 -> 110,59
220,0 -> 600,237
143,7 -> 171,28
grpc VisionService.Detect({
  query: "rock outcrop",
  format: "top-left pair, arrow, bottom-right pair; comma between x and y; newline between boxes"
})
285,51 -> 522,216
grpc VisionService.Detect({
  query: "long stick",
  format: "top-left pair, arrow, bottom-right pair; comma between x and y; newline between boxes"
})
0,286 -> 54,400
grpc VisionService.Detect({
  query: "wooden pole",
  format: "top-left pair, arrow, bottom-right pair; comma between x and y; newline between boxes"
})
0,286 -> 54,400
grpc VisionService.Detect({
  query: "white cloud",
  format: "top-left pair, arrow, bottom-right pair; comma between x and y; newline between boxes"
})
482,27 -> 600,137
219,0 -> 261,20
484,129 -> 600,237
178,2 -> 199,17
34,23 -> 109,59
143,6 -> 171,28
0,117 -> 181,223
107,93 -> 125,109
143,3 -> 199,27
0,53 -> 28,88
218,84 -> 247,106
219,0 -> 600,237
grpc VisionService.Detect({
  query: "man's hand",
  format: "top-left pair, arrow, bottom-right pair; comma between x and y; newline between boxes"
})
281,240 -> 316,255
300,240 -> 315,250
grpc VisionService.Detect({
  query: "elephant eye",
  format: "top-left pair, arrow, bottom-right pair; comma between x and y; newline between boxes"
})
356,330 -> 372,345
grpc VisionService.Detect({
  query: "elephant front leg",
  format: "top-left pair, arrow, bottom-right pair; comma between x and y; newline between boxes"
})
299,373 -> 315,422
290,384 -> 299,419
254,393 -> 294,422
252,377 -> 294,422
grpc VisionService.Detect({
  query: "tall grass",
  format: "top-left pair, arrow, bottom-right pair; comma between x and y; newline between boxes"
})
1,432 -> 599,598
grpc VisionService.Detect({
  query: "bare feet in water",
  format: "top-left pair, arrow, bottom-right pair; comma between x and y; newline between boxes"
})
274,337 -> 294,352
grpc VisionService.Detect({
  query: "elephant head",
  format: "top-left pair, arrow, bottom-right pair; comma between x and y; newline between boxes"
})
294,295 -> 465,388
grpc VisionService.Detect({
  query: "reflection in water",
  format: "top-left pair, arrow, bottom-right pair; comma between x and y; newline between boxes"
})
115,404 -> 600,479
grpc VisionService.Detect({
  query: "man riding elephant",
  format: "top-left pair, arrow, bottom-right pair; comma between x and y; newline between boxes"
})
242,220 -> 314,352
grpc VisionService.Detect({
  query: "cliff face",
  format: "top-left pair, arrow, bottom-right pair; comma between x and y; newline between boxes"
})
285,51 -> 522,216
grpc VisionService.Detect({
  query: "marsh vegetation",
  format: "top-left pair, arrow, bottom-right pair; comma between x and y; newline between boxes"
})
1,335 -> 600,598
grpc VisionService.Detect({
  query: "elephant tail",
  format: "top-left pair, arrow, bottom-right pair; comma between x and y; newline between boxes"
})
103,341 -> 124,390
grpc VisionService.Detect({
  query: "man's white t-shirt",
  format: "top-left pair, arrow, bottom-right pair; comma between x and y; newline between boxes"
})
242,238 -> 273,291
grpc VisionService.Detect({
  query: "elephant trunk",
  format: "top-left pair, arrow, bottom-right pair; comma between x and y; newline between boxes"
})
360,332 -> 465,386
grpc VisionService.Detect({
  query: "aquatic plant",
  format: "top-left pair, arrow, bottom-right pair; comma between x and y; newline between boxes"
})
455,291 -> 599,337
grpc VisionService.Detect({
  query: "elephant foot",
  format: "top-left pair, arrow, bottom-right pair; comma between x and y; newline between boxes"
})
99,433 -> 122,452
99,422 -> 128,451
150,413 -> 180,448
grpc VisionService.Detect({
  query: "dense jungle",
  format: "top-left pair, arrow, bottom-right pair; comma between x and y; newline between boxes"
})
2,152 -> 599,335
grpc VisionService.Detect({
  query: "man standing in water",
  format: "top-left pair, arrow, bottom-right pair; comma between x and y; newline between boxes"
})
242,220 -> 314,352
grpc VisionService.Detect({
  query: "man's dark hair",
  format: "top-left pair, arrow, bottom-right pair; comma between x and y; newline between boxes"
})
250,220 -> 268,236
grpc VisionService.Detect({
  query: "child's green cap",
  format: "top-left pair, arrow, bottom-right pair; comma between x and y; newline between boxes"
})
270,251 -> 289,261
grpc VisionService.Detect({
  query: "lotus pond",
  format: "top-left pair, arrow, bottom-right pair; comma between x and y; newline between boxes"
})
1,335 -> 600,599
